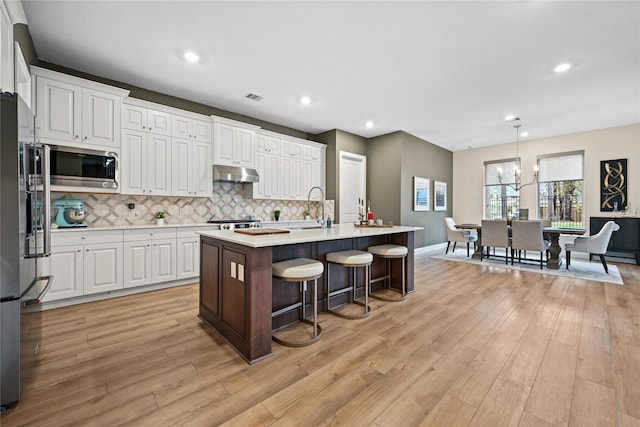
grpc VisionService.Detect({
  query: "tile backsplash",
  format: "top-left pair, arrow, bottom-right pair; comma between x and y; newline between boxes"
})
51,182 -> 334,227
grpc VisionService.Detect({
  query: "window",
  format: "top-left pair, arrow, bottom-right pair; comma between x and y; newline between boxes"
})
538,151 -> 584,227
485,159 -> 520,219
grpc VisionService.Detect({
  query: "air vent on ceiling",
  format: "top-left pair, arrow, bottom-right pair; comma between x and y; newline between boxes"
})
245,93 -> 263,102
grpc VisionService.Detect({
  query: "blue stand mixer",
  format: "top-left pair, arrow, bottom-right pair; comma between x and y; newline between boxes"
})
53,199 -> 88,227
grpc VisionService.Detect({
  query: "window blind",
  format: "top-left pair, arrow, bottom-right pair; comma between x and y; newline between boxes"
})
485,160 -> 518,185
538,153 -> 583,182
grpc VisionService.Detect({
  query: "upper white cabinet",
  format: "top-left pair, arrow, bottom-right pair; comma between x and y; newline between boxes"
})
32,67 -> 129,149
0,1 -> 14,93
249,130 -> 326,201
122,98 -> 212,197
172,115 -> 211,142
171,138 -> 211,197
122,104 -> 171,136
121,130 -> 172,196
212,116 -> 259,168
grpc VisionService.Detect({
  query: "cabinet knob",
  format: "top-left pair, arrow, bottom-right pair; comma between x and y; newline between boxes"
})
84,136 -> 88,140
149,128 -> 152,131
86,249 -> 90,252
77,249 -> 81,252
74,135 -> 79,139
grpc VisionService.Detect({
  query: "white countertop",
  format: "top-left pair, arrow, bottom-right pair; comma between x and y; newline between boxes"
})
51,223 -> 217,232
198,223 -> 423,248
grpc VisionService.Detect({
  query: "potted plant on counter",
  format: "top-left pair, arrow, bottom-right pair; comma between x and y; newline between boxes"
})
302,209 -> 312,221
155,211 -> 168,226
273,209 -> 281,221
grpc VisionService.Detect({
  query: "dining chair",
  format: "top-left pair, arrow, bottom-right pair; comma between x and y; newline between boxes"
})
565,220 -> 620,273
480,219 -> 511,264
444,217 -> 477,257
511,220 -> 550,269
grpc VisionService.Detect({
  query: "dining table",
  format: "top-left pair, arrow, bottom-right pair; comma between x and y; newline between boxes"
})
455,223 -> 586,270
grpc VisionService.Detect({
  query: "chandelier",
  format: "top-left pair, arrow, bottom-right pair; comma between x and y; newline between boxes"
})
497,118 -> 538,191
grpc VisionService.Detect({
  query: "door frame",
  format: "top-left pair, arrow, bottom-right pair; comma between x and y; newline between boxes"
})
339,150 -> 367,224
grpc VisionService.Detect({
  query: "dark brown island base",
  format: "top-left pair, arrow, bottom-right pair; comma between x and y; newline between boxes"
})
198,224 -> 420,363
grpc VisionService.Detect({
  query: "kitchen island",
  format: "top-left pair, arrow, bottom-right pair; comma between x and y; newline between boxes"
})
198,223 -> 419,363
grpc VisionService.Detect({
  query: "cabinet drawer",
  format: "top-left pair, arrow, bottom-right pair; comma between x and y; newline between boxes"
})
124,228 -> 177,241
52,229 -> 123,246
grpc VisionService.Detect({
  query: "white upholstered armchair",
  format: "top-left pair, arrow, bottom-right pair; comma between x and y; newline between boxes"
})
444,217 -> 477,257
565,220 -> 620,273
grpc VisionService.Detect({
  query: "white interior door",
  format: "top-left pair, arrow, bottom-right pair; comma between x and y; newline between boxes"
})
339,151 -> 366,224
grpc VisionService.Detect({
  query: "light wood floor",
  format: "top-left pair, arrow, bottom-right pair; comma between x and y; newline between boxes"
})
3,252 -> 640,426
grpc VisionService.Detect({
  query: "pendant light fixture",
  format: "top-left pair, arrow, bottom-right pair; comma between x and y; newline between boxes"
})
497,117 -> 538,191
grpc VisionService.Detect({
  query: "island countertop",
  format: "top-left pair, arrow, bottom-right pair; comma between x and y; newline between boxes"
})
198,223 -> 423,248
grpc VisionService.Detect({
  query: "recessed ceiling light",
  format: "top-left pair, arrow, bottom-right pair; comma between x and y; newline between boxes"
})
505,114 -> 517,122
365,121 -> 374,129
520,131 -> 529,137
554,63 -> 571,73
299,96 -> 312,105
184,51 -> 200,63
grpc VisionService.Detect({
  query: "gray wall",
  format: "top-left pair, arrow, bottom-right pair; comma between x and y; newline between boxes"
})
399,132 -> 453,247
368,132 -> 402,226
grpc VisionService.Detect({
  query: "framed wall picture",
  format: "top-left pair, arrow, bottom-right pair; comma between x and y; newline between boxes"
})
600,158 -> 627,212
434,180 -> 447,211
413,177 -> 430,211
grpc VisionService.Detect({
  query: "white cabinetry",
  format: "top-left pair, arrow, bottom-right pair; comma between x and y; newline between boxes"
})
32,67 -> 128,148
172,138 -> 211,197
122,99 -> 212,197
122,104 -> 171,136
172,115 -> 211,142
42,230 -> 124,302
249,130 -> 325,201
0,1 -> 14,93
123,229 -> 177,288
121,130 -> 172,195
176,229 -> 201,280
212,117 -> 259,168
253,133 -> 281,199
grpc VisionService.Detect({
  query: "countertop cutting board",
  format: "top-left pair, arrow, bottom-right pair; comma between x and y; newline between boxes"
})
234,228 -> 291,235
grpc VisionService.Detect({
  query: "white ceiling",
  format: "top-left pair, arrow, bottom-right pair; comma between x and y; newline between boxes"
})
21,1 -> 640,151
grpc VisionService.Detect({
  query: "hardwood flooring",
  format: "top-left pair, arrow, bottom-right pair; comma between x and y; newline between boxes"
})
2,251 -> 640,426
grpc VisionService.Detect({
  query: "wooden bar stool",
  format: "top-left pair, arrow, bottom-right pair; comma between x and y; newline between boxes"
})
325,250 -> 373,319
272,258 -> 324,347
367,244 -> 408,302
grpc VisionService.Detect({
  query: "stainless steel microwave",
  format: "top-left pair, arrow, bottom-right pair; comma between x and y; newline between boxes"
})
49,145 -> 118,189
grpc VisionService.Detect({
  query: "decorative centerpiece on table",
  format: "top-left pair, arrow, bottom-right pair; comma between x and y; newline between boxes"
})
155,211 -> 168,226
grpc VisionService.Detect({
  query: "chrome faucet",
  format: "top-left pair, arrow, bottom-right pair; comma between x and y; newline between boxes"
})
307,186 -> 325,229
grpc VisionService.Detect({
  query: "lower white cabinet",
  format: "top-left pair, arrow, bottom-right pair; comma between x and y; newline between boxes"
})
123,229 -> 176,288
177,234 -> 200,280
43,230 -> 124,302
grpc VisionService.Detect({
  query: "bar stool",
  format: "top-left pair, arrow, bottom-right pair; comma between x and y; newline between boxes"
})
325,250 -> 373,319
367,244 -> 408,302
271,258 -> 324,347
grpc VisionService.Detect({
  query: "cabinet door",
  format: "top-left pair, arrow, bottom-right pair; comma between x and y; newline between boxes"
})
122,105 -> 147,131
303,145 -> 322,161
152,239 -> 176,283
279,156 -> 293,199
266,154 -> 281,198
82,88 -> 120,147
192,119 -> 211,142
253,151 -> 268,198
304,160 -> 323,199
123,241 -> 152,288
83,242 -> 123,295
290,157 -> 305,199
191,141 -> 211,197
147,109 -> 171,136
171,138 -> 192,196
172,115 -> 192,139
36,76 -> 81,142
177,237 -> 199,280
221,249 -> 246,337
236,128 -> 255,167
147,134 -> 172,195
121,130 -> 147,195
41,246 -> 83,301
214,123 -> 236,166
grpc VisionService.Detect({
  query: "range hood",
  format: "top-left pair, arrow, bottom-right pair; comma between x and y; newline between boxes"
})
212,164 -> 260,183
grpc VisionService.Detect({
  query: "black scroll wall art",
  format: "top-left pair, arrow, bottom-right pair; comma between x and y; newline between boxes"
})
600,158 -> 627,212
